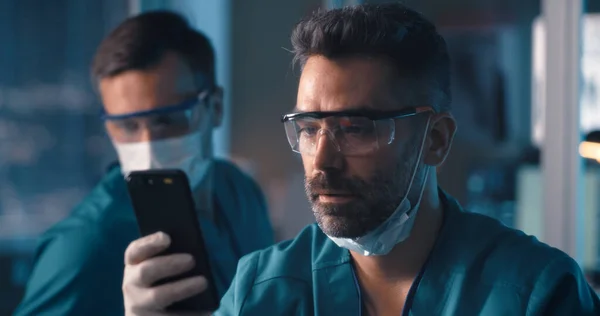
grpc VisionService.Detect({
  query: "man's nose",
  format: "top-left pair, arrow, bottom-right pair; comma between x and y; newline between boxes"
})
135,126 -> 153,142
312,130 -> 344,172
130,122 -> 169,142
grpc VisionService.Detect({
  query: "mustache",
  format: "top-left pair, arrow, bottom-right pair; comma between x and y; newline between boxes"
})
305,173 -> 368,197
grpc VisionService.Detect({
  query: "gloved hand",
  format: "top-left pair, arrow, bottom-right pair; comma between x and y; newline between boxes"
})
123,232 -> 212,316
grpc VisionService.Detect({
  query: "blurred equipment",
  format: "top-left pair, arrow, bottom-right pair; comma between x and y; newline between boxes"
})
515,165 -> 600,276
466,165 -> 516,228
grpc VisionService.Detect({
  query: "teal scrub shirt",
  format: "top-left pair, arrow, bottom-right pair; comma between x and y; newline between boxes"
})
216,190 -> 600,315
13,160 -> 274,316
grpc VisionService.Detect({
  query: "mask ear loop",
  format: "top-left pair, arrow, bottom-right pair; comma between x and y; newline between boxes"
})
189,89 -> 217,219
193,89 -> 216,134
406,115 -> 431,196
402,115 -> 433,205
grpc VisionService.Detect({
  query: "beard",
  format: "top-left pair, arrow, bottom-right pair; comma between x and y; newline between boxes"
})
305,149 -> 421,239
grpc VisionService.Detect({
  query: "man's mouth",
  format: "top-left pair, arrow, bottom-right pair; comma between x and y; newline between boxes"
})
317,193 -> 358,203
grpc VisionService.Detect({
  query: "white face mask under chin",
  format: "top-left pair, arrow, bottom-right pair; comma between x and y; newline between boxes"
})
113,130 -> 212,191
328,167 -> 429,256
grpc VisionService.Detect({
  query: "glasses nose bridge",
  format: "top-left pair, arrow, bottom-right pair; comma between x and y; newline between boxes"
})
316,128 -> 341,152
129,118 -> 159,142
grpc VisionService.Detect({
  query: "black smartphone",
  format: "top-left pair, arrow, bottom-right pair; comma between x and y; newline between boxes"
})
125,169 -> 219,312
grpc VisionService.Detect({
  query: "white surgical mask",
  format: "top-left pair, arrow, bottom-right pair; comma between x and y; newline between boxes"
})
113,129 -> 212,191
326,118 -> 431,256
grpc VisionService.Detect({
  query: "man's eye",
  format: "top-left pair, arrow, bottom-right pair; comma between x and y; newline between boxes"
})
118,120 -> 139,133
154,115 -> 175,126
299,126 -> 318,136
341,126 -> 364,134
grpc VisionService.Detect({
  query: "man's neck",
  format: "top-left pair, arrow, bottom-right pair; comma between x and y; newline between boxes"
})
350,187 -> 444,315
351,187 -> 444,284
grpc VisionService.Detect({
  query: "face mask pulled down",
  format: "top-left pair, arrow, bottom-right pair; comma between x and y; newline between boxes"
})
113,130 -> 212,192
327,119 -> 431,256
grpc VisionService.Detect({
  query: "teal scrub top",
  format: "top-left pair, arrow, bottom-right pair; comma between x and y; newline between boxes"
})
13,160 -> 274,316
216,191 -> 600,315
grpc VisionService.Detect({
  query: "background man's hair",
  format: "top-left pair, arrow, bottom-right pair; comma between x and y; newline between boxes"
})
291,3 -> 451,112
91,10 -> 215,88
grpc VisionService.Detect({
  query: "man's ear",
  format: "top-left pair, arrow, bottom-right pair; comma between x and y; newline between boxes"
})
209,87 -> 224,128
423,112 -> 456,167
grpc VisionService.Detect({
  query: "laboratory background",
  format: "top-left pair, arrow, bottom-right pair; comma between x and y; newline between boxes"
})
0,0 -> 598,313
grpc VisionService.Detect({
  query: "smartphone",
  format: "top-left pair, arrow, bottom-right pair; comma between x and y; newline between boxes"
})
125,169 -> 219,312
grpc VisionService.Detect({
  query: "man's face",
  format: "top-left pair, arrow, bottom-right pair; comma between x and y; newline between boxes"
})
99,52 -> 221,144
297,56 -> 429,239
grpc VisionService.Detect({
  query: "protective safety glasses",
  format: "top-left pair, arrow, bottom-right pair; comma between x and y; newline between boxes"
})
281,106 -> 432,156
101,90 -> 212,143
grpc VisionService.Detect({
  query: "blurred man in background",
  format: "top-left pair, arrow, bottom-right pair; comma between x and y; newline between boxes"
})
13,11 -> 273,316
121,3 -> 599,315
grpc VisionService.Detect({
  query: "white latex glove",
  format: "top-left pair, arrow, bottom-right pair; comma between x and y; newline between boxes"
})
123,232 -> 213,316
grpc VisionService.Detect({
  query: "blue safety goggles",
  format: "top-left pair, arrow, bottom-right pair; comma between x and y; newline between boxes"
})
101,90 -> 212,143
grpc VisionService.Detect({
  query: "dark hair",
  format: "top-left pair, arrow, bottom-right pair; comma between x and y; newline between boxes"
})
291,3 -> 451,111
91,10 -> 215,88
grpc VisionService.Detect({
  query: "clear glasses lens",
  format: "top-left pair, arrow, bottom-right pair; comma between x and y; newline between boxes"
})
284,117 -> 396,156
106,102 -> 207,143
